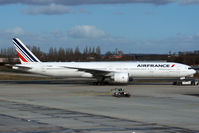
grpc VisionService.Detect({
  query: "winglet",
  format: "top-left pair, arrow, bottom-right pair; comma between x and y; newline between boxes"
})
12,38 -> 41,64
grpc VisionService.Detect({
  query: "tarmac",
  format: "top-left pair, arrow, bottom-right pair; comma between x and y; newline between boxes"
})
0,79 -> 199,133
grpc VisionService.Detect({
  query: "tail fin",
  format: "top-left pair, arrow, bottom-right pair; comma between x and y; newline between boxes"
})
12,38 -> 41,64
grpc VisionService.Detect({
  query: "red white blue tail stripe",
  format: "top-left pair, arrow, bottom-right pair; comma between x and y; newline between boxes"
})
12,38 -> 40,63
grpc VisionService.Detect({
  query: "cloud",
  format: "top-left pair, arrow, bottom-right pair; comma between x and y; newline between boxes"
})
0,0 -> 176,6
135,33 -> 199,53
180,0 -> 199,5
67,25 -> 107,39
3,0 -> 197,15
6,27 -> 24,35
1,26 -> 199,54
23,4 -> 72,15
0,27 -> 69,50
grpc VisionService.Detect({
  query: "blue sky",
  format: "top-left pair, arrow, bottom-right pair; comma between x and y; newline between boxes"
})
0,0 -> 199,54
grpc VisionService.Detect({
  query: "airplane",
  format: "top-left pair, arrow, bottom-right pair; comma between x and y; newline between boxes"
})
12,38 -> 196,84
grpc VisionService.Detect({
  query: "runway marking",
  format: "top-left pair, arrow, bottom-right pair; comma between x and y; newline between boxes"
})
0,100 -> 198,133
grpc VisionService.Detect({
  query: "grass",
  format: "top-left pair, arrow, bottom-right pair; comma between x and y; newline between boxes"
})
0,74 -> 51,80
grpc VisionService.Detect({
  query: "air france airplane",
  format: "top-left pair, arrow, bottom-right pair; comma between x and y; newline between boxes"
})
12,38 -> 196,84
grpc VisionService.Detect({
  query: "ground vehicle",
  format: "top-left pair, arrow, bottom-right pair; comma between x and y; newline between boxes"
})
174,79 -> 199,86
111,88 -> 131,97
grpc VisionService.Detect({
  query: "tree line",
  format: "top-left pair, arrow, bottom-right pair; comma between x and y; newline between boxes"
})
0,46 -> 199,65
168,51 -> 199,65
0,46 -> 102,62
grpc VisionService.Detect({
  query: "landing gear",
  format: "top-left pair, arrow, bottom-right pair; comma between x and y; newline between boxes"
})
93,81 -> 105,85
173,79 -> 198,86
93,77 -> 106,85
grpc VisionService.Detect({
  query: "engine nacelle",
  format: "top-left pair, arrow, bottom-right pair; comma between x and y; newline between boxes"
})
113,72 -> 129,83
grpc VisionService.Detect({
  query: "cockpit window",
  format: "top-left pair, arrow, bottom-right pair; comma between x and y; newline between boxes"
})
188,67 -> 192,69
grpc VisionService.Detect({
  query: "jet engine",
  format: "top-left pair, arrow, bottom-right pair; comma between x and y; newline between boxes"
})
112,72 -> 130,83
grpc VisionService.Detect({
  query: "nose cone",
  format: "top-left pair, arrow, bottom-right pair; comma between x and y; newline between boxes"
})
190,69 -> 196,75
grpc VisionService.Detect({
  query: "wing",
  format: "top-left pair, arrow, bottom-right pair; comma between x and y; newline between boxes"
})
62,66 -> 113,77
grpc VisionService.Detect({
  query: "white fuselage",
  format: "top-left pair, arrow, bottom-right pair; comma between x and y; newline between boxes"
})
14,61 -> 196,79
12,38 -> 196,83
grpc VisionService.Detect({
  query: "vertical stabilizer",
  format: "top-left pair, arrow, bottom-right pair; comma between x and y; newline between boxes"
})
12,38 -> 41,64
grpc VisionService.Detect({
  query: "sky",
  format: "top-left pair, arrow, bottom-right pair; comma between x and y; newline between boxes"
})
0,0 -> 199,54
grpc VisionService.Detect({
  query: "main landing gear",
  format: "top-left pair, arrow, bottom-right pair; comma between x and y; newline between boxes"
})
92,77 -> 107,85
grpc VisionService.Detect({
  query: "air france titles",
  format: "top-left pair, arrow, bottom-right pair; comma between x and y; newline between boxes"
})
137,64 -> 170,68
